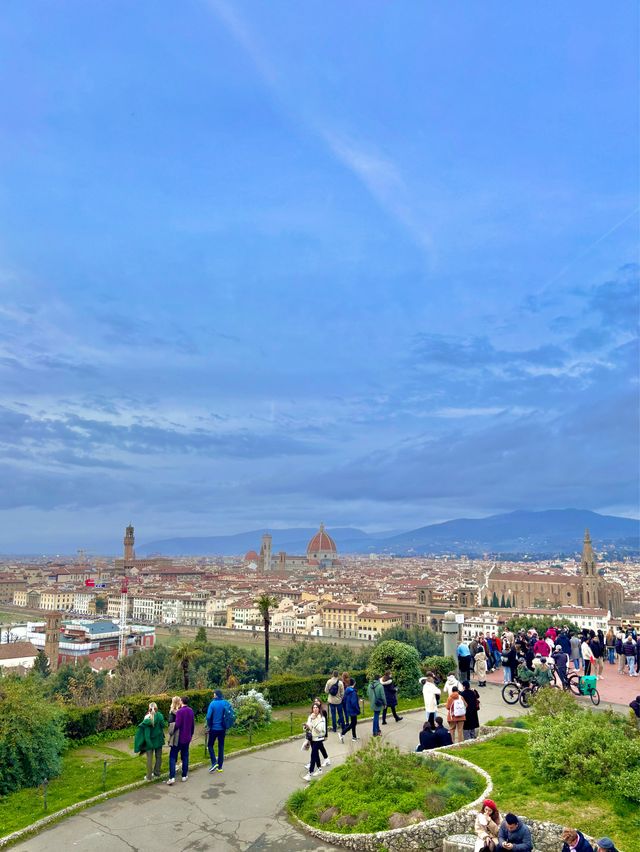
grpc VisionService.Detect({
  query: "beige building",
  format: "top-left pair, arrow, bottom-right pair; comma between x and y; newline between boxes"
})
357,609 -> 402,641
40,587 -> 75,611
321,601 -> 361,639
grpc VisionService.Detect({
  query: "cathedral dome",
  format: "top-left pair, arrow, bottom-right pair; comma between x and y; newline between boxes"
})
307,523 -> 337,555
245,550 -> 259,562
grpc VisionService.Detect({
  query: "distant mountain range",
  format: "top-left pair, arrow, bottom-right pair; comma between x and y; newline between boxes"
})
139,509 -> 640,557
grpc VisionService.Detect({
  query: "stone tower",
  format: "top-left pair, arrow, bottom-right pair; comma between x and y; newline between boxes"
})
259,533 -> 272,573
581,528 -> 599,608
44,611 -> 61,673
124,524 -> 135,564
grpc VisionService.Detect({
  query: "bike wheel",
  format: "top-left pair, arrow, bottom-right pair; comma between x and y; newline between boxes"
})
567,674 -> 581,696
590,690 -> 600,706
519,687 -> 534,708
502,682 -> 521,705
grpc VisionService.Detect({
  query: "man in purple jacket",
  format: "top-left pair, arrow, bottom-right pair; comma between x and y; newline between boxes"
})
167,697 -> 195,785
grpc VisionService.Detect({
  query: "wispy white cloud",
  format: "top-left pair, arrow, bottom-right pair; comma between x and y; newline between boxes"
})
205,0 -> 433,257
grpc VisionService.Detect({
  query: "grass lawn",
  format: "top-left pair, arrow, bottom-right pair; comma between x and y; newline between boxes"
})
0,712 -> 309,840
288,738 -> 485,834
154,628 -> 293,654
449,732 -> 638,849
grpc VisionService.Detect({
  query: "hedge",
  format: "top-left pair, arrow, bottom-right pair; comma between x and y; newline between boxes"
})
62,673 -> 367,740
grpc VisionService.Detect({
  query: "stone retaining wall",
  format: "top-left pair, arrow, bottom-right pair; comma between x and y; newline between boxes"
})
290,727 -> 612,852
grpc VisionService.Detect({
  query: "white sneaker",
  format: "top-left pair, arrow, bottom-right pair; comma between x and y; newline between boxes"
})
304,763 -> 310,770
338,733 -> 344,744
322,758 -> 330,767
165,778 -> 175,786
181,776 -> 188,781
303,772 -> 314,781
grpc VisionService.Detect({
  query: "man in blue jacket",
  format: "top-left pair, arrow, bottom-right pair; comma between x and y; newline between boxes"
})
498,813 -> 532,852
206,689 -> 235,773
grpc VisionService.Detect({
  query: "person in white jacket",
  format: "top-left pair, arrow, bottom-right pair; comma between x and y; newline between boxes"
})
419,673 -> 441,728
581,639 -> 595,677
302,704 -> 327,781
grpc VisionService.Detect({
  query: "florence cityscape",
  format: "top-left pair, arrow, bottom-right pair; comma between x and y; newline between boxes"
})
0,3 -> 638,852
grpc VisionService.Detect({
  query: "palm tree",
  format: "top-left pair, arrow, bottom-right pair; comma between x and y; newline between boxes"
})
255,594 -> 278,680
172,641 -> 202,690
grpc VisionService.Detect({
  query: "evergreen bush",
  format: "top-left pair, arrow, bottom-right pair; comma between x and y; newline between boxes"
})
366,641 -> 422,697
0,679 -> 66,795
421,656 -> 456,683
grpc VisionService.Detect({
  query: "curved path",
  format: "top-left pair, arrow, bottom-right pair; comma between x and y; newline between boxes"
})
12,689 -> 524,852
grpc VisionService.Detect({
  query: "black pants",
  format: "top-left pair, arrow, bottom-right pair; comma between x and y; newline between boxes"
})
584,659 -> 592,676
309,740 -> 323,773
382,706 -> 401,723
341,715 -> 358,739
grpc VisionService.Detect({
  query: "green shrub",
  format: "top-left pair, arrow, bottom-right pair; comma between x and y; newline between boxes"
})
64,705 -> 102,739
97,703 -> 132,732
528,708 -> 640,794
0,679 -> 66,795
366,641 -> 422,697
422,656 -> 456,683
529,687 -> 581,719
232,689 -> 272,732
288,737 -> 484,833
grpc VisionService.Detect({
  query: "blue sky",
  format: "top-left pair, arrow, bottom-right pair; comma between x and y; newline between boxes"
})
0,2 -> 638,552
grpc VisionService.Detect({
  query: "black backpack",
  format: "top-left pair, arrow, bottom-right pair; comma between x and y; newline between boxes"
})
328,680 -> 340,697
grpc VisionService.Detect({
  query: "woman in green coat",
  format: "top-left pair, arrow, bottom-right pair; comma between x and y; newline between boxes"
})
134,702 -> 166,781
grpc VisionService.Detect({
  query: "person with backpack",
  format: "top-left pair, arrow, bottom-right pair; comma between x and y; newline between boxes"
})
367,673 -> 386,736
205,689 -> 235,774
461,680 -> 480,740
338,678 -> 361,742
445,684 -> 467,744
380,670 -> 403,724
324,670 -> 345,733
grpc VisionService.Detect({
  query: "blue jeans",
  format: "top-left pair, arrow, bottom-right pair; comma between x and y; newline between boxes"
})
503,665 -> 511,684
169,742 -> 190,779
573,657 -> 581,670
373,709 -> 381,734
208,730 -> 226,768
494,650 -> 501,668
607,648 -> 615,664
627,655 -> 636,675
329,703 -> 345,732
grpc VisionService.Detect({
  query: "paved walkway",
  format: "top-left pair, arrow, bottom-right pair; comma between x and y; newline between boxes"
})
13,687 -> 524,852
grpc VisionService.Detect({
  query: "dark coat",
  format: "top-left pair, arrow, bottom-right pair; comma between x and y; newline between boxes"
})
561,832 -> 593,852
344,685 -> 361,717
461,688 -> 480,729
380,677 -> 398,708
433,725 -> 452,747
417,728 -> 436,751
558,634 -> 572,654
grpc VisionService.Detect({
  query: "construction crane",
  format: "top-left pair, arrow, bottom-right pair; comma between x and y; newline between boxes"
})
118,576 -> 129,659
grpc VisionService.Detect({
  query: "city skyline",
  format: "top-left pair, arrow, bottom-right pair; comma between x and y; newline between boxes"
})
1,3 -> 638,552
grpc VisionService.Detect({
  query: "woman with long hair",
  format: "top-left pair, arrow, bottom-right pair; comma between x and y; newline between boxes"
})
474,798 -> 500,852
134,701 -> 166,782
166,696 -> 182,785
302,703 -> 327,781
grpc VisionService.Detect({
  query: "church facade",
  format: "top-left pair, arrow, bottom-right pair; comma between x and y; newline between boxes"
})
482,529 -> 624,616
255,523 -> 341,572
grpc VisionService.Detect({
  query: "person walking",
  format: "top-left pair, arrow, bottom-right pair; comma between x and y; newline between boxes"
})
367,673 -> 386,736
338,677 -> 361,742
303,703 -> 327,781
380,670 -> 403,724
461,680 -> 480,740
340,671 -> 350,724
310,698 -> 331,767
206,689 -> 235,774
419,673 -> 441,728
553,645 -> 570,686
166,696 -> 181,778
324,670 -> 345,733
445,685 -> 467,744
168,696 -> 195,784
134,701 -> 166,782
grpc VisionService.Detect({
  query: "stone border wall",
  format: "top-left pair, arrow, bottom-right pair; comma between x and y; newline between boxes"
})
290,747 -> 493,852
289,726 -> 613,852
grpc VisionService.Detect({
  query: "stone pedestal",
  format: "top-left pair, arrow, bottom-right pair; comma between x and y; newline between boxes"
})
442,610 -> 460,661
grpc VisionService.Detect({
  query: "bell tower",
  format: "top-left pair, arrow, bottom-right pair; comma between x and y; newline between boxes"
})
45,611 -> 61,673
259,533 -> 272,573
124,524 -> 135,564
581,528 -> 599,608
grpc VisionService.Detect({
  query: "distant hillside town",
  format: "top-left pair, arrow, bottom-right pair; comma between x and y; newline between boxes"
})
1,519 -> 638,674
